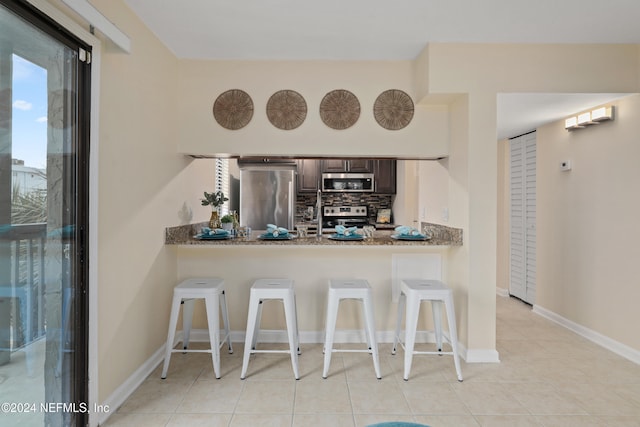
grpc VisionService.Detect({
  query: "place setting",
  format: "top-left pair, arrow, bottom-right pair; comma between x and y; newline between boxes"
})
328,225 -> 364,241
258,224 -> 295,240
194,227 -> 233,240
390,225 -> 431,241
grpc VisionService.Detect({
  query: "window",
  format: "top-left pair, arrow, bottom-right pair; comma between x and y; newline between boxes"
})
215,158 -> 230,216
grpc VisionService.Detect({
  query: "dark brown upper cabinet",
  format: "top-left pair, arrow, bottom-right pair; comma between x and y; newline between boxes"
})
373,159 -> 396,194
296,159 -> 321,192
321,159 -> 372,173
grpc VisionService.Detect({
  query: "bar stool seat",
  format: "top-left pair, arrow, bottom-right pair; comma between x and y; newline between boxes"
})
323,279 -> 381,379
241,279 -> 300,380
161,277 -> 232,380
392,279 -> 463,382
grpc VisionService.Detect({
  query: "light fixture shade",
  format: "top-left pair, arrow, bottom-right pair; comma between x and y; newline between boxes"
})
577,112 -> 592,125
565,105 -> 614,131
565,116 -> 579,129
591,106 -> 613,122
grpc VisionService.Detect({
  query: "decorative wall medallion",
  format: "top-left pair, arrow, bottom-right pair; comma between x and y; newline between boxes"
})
213,89 -> 254,130
373,89 -> 414,130
319,89 -> 360,130
266,90 -> 307,130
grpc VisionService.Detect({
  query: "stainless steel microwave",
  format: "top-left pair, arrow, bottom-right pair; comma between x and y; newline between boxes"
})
321,173 -> 374,192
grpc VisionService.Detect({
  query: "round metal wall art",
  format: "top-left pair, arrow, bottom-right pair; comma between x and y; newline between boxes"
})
319,89 -> 361,130
266,90 -> 307,130
213,89 -> 254,130
373,89 -> 414,130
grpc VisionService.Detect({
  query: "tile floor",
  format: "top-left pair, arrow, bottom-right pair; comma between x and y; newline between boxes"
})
103,296 -> 640,427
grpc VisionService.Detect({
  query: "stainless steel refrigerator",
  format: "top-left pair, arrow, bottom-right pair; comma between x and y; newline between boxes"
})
239,164 -> 296,230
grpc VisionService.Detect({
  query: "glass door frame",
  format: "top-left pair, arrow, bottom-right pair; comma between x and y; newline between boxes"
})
1,0 -> 91,425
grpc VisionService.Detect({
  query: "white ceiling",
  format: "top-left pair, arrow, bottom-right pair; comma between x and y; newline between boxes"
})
123,0 -> 640,139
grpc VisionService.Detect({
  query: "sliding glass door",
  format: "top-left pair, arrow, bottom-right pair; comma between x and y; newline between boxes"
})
0,1 -> 89,426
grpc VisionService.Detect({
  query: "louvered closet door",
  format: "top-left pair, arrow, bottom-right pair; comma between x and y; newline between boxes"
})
509,132 -> 536,304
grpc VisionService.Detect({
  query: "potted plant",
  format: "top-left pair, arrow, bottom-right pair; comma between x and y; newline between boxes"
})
220,214 -> 235,231
201,191 -> 228,228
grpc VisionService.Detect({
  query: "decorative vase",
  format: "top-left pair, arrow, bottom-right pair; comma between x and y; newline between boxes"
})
209,210 -> 221,229
221,222 -> 233,231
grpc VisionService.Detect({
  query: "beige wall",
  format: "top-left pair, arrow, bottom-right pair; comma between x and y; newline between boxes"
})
392,160 -> 418,226
427,43 -> 640,94
424,43 -> 640,358
176,60 -> 450,158
536,95 -> 640,351
418,158 -> 450,224
89,0 -> 214,401
496,138 -> 510,293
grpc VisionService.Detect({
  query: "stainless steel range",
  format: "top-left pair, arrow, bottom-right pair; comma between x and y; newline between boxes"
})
322,205 -> 370,228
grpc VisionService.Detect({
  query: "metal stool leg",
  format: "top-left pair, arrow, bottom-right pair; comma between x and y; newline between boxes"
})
283,292 -> 300,380
241,294 -> 260,380
251,300 -> 263,350
204,295 -> 222,378
432,300 -> 443,352
403,294 -> 421,381
363,293 -> 381,379
220,290 -> 233,354
161,293 -> 181,379
444,293 -> 463,382
322,293 -> 339,379
182,298 -> 195,350
392,293 -> 405,354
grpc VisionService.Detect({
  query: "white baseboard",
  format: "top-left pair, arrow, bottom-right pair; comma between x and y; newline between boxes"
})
465,348 -> 500,363
496,287 -> 509,297
533,304 -> 640,365
98,332 -> 188,426
98,344 -> 165,426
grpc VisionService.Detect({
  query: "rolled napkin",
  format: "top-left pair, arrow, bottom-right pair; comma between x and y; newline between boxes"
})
266,224 -> 289,237
335,225 -> 358,236
394,225 -> 423,237
200,227 -> 229,236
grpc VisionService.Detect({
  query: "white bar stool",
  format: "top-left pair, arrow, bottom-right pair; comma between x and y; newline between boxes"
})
392,279 -> 463,382
241,279 -> 300,380
161,278 -> 232,380
323,279 -> 381,379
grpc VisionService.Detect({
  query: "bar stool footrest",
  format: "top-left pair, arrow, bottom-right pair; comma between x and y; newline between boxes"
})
250,349 -> 296,354
330,348 -> 373,354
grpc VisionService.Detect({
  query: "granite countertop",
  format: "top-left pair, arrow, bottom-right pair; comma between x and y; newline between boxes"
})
165,222 -> 462,247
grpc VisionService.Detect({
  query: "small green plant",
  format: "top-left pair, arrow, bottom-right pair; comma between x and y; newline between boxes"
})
220,214 -> 234,223
201,191 -> 228,208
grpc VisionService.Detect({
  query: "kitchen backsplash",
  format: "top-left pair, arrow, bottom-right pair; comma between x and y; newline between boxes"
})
296,193 -> 394,224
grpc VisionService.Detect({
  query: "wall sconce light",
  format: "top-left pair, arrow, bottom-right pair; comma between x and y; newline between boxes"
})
577,112 -> 593,126
564,116 -> 581,129
565,106 -> 614,131
591,106 -> 614,122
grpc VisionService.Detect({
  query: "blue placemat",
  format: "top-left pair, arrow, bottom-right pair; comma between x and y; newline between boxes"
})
194,234 -> 231,240
366,423 -> 430,427
328,233 -> 364,241
258,233 -> 293,240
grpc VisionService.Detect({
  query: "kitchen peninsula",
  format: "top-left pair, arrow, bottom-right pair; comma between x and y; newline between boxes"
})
165,222 -> 462,247
167,221 -> 463,346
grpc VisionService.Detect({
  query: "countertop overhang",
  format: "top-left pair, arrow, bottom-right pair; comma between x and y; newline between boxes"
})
165,222 -> 462,247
